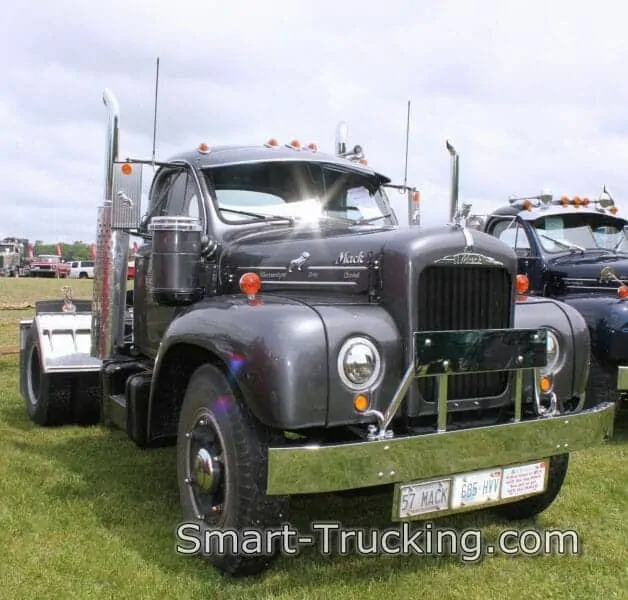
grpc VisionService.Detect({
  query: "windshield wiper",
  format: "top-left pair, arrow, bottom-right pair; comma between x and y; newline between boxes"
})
538,233 -> 584,251
219,207 -> 295,225
356,213 -> 394,224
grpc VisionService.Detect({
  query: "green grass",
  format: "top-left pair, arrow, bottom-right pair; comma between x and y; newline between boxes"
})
0,279 -> 626,599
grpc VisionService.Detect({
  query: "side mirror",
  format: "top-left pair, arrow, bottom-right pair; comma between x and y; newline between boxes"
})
111,161 -> 143,230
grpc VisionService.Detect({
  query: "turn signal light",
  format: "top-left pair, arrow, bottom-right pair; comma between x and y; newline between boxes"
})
239,272 -> 262,298
618,285 -> 628,299
539,376 -> 552,393
412,191 -> 420,203
353,394 -> 369,412
516,274 -> 529,294
121,162 -> 133,175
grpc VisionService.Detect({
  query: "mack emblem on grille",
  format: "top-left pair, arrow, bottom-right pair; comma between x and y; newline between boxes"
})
434,252 -> 503,266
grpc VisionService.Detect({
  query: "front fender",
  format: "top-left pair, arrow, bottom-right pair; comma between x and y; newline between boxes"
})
150,295 -> 328,429
514,296 -> 590,400
559,295 -> 628,363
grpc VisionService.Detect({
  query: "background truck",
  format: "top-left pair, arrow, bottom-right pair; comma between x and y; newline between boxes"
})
28,254 -> 70,278
0,237 -> 30,276
467,190 -> 628,412
18,88 -> 615,577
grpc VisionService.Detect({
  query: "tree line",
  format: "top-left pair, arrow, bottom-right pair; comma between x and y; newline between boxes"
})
32,241 -> 95,260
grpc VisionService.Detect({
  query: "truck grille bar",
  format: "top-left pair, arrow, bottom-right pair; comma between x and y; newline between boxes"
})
417,265 -> 512,401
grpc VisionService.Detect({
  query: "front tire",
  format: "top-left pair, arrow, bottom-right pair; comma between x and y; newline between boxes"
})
492,454 -> 569,520
177,363 -> 289,577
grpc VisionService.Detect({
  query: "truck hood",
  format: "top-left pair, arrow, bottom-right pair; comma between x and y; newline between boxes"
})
546,253 -> 628,295
219,221 -> 518,296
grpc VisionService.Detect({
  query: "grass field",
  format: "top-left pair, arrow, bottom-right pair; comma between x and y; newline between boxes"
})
0,278 -> 626,600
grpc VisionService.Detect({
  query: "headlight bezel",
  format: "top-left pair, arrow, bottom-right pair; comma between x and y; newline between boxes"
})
541,328 -> 561,375
337,335 -> 383,391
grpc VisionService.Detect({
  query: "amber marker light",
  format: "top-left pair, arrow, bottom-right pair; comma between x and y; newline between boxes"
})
516,274 -> 529,294
618,285 -> 628,299
121,162 -> 133,175
540,376 -> 552,393
353,394 -> 369,412
266,138 -> 280,147
560,196 -> 570,206
239,272 -> 262,300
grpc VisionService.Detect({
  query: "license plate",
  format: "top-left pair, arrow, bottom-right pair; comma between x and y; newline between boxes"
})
450,468 -> 502,509
398,479 -> 451,518
395,460 -> 548,519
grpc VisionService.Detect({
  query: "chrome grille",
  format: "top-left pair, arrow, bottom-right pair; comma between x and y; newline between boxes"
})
417,265 -> 512,401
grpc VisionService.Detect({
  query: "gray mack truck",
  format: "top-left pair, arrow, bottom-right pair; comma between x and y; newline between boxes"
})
18,89 -> 615,577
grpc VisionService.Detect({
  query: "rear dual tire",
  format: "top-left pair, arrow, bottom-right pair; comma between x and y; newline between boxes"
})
24,325 -> 100,426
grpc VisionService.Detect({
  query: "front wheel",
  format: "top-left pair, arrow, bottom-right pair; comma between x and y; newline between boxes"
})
177,363 -> 289,577
492,454 -> 569,520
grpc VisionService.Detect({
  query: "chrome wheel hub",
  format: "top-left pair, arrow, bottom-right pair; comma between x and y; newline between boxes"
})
193,447 -> 219,494
184,412 -> 225,521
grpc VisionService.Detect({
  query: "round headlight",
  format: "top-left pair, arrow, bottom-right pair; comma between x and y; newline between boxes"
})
337,336 -> 382,390
542,330 -> 560,375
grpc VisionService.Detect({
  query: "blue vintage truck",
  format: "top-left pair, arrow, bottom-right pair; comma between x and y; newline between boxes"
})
468,188 -> 628,413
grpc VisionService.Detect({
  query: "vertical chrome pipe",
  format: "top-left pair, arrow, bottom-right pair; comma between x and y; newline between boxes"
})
91,88 -> 129,359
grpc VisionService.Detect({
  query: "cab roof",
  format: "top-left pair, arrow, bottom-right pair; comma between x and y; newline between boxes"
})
490,198 -> 626,222
163,144 -> 392,184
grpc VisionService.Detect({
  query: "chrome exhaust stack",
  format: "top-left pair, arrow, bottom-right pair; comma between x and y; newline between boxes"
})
446,140 -> 460,222
91,88 -> 131,360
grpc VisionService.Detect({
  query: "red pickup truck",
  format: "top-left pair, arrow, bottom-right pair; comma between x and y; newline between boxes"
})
29,255 -> 71,278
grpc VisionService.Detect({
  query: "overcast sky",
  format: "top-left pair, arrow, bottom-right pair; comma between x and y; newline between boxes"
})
2,0 -> 628,243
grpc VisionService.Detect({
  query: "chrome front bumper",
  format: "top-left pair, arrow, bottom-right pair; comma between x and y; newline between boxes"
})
266,402 -> 615,495
266,328 -> 615,496
617,365 -> 628,390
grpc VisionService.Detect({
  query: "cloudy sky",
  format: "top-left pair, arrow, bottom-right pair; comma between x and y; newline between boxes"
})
2,0 -> 628,244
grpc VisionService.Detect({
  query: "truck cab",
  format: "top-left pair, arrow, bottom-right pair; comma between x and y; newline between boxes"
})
470,191 -> 628,410
17,89 -> 616,578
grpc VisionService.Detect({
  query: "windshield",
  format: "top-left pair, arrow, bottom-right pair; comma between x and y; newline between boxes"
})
0,244 -> 13,252
532,213 -> 628,253
201,161 -> 395,225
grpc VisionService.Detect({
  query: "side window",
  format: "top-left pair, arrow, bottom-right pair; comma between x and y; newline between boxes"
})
491,219 -> 532,257
164,170 -> 202,222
